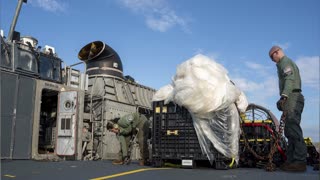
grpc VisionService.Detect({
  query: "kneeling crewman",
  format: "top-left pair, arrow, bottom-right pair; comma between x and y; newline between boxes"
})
108,112 -> 150,166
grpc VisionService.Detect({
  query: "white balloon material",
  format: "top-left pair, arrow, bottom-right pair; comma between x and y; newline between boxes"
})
152,54 -> 249,164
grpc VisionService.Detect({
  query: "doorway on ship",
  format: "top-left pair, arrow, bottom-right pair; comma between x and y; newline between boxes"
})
38,89 -> 58,154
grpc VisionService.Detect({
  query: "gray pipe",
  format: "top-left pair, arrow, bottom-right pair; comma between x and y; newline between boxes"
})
8,0 -> 27,41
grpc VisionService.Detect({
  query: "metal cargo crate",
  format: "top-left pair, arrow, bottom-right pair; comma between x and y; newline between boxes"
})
239,104 -> 286,168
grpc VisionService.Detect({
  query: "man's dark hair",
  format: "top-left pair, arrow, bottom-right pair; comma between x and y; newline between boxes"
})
113,117 -> 120,123
106,122 -> 114,130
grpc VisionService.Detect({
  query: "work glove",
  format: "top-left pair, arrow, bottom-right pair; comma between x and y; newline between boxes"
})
276,96 -> 287,111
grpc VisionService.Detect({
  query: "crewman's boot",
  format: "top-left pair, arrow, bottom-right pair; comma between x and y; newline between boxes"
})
112,159 -> 124,165
281,162 -> 307,172
139,160 -> 145,166
280,161 -> 290,170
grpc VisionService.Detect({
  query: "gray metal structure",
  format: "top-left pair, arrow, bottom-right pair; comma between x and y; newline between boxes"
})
1,0 -> 86,161
1,0 -> 155,162
30,80 -> 85,161
1,72 -> 35,159
78,41 -> 155,160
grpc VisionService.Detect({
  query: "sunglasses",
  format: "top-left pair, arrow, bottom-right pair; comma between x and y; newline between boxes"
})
270,49 -> 280,59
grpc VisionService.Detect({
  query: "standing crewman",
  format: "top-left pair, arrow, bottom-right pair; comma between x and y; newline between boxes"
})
269,45 -> 307,172
108,112 -> 150,166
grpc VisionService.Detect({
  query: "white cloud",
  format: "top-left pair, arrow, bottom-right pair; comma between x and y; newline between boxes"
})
244,61 -> 265,70
206,52 -> 221,61
29,0 -> 67,13
232,61 -> 277,99
116,0 -> 189,32
233,77 -> 278,95
243,61 -> 273,77
193,48 -> 204,55
193,49 -> 220,61
232,76 -> 278,106
296,56 -> 320,89
116,0 -> 163,12
272,42 -> 291,50
232,77 -> 263,92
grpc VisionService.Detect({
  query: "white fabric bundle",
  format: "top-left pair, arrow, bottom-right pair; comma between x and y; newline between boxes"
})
152,54 -> 249,164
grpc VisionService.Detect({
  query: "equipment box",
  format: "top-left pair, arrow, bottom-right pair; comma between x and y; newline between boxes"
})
152,101 -> 231,169
238,104 -> 287,167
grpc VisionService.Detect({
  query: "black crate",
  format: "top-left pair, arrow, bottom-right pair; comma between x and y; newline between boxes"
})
152,101 -> 231,169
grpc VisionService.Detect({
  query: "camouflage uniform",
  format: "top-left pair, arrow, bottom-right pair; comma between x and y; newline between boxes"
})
117,113 -> 149,163
276,56 -> 307,163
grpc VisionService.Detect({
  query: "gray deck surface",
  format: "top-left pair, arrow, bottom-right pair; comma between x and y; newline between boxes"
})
1,160 -> 319,180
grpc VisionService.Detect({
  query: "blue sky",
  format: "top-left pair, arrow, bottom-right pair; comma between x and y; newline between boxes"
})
1,0 -> 319,141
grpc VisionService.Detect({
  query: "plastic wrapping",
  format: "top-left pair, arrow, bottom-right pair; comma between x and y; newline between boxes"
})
192,104 -> 240,164
152,84 -> 173,102
170,54 -> 241,114
236,91 -> 249,113
152,54 -> 248,164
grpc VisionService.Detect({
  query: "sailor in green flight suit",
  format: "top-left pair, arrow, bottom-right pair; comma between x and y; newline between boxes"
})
108,112 -> 150,166
269,46 -> 307,172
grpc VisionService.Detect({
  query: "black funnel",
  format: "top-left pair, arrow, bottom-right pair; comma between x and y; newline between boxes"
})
78,41 -> 124,79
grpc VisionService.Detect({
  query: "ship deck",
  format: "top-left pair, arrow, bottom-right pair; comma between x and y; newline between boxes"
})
1,160 -> 319,180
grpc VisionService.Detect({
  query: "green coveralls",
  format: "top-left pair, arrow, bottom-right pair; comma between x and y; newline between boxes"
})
117,113 -> 150,162
276,56 -> 307,163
